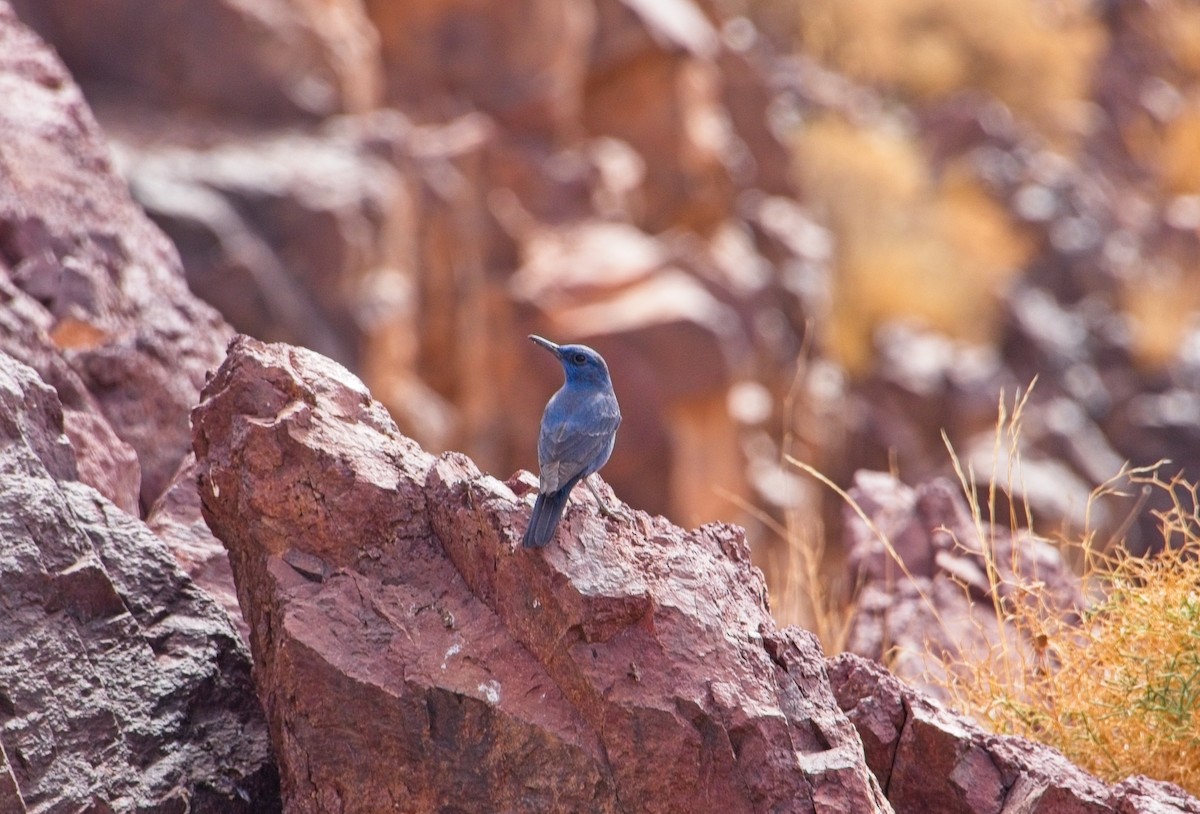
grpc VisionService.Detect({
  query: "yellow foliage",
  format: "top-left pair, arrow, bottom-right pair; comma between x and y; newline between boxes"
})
1160,108 -> 1200,195
795,0 -> 1105,142
1158,1 -> 1200,77
792,116 -> 1030,373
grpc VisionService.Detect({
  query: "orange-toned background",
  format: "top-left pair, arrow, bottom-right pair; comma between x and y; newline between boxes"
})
13,0 -> 1200,621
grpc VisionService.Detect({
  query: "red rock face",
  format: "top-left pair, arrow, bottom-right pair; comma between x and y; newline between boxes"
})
193,335 -> 889,813
6,0 -> 382,120
0,344 -> 277,812
0,8 -> 278,809
0,2 -> 232,510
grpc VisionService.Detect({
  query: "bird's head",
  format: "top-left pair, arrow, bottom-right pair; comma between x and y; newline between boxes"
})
529,335 -> 612,387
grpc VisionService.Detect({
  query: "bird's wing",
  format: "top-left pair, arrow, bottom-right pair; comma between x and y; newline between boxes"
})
538,396 -> 620,494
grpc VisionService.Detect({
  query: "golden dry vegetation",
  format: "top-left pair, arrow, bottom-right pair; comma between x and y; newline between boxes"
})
791,116 -> 1031,373
937,471 -> 1200,796
794,0 -> 1105,142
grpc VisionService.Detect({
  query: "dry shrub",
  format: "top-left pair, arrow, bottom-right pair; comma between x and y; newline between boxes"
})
788,378 -> 1200,794
929,387 -> 1200,793
792,116 -> 1029,373
937,460 -> 1200,795
794,0 -> 1105,142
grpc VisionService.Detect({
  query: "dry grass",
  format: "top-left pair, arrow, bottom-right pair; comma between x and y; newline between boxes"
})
939,470 -> 1200,795
784,379 -> 1200,794
762,506 -> 853,651
929,392 -> 1200,794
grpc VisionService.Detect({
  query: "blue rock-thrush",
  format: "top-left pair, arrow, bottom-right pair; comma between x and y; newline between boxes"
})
523,335 -> 625,548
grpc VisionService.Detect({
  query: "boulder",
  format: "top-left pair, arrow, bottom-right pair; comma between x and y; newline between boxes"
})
841,471 -> 1082,695
193,335 -> 890,814
0,1 -> 233,508
584,0 -> 734,232
0,351 -> 278,812
363,0 -> 592,140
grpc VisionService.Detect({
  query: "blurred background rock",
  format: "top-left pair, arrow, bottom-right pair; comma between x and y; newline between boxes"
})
12,0 -> 1200,628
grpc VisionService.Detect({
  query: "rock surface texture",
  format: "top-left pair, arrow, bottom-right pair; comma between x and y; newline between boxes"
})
193,335 -> 890,814
841,471 -> 1083,695
0,0 -> 232,510
0,0 -> 242,627
0,6 -> 279,810
0,351 -> 279,812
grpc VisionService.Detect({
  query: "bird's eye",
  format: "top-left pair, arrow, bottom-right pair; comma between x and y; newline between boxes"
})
573,353 -> 588,365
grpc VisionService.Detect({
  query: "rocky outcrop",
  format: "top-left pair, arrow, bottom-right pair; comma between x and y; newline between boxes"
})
7,0 -> 382,121
830,654 -> 1200,814
0,0 -> 247,623
193,335 -> 1200,814
841,471 -> 1082,695
0,7 -> 278,809
193,335 -> 889,813
0,351 -> 278,812
0,1 -> 232,509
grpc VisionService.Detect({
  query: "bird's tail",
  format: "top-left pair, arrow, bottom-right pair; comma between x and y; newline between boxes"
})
523,487 -> 571,548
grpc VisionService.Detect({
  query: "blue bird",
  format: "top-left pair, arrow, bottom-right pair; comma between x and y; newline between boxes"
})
523,335 -> 626,548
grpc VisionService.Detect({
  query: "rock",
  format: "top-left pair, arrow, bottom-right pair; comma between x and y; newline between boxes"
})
829,653 -> 1200,814
61,408 -> 141,515
0,14 -> 276,807
0,2 -> 233,508
841,471 -> 1082,695
584,0 -> 735,232
8,0 -> 382,120
193,335 -> 890,814
363,0 -> 593,140
117,119 -> 413,370
146,453 -> 248,642
0,275 -> 142,515
0,351 -> 279,812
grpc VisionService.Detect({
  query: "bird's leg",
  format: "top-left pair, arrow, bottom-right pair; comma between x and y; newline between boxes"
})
585,475 -> 631,522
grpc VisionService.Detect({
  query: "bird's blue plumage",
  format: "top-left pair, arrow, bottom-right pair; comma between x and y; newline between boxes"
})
523,336 -> 621,548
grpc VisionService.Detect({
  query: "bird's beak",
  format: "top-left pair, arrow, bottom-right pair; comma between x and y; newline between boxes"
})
529,335 -> 561,357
